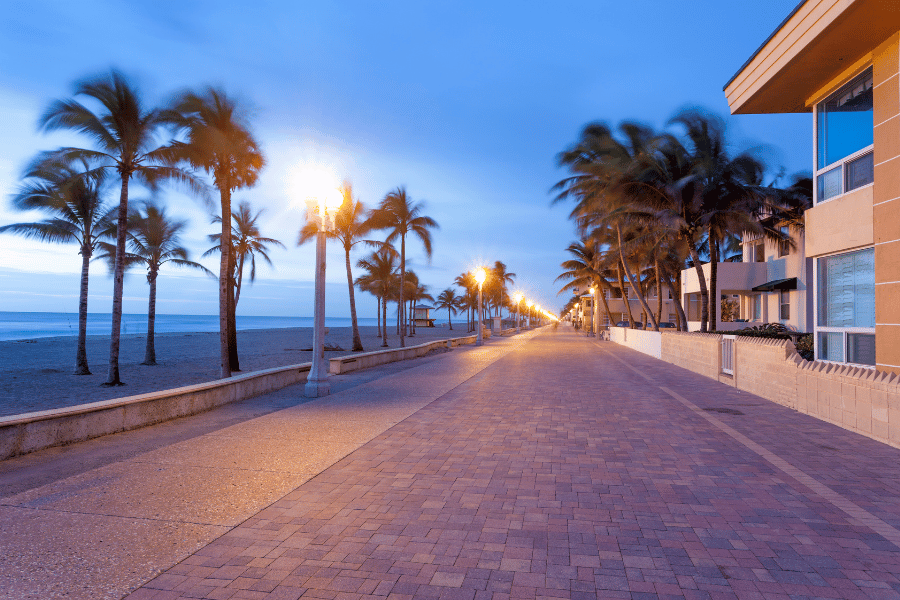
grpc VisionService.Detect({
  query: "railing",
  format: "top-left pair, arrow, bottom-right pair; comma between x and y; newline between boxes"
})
721,335 -> 736,375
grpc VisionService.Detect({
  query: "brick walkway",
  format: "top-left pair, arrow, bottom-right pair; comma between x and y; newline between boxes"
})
128,327 -> 900,600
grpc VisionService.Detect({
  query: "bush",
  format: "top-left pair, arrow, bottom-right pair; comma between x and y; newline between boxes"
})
710,323 -> 814,361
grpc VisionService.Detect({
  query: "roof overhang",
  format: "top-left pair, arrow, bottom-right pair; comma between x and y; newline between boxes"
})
752,277 -> 798,292
724,0 -> 900,114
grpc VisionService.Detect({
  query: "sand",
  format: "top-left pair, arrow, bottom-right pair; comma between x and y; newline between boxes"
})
0,323 -> 474,418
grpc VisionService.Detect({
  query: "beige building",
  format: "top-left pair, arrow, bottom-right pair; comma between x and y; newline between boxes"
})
576,287 -> 677,329
681,229 -> 813,333
725,0 -> 900,370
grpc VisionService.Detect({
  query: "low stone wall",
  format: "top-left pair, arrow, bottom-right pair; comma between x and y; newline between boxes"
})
0,331 -> 505,461
610,330 -> 900,449
660,331 -> 721,379
0,362 -> 312,461
329,337 -> 474,375
610,327 -> 663,359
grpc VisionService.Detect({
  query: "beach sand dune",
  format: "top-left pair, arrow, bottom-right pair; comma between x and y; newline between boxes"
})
0,324 -> 471,417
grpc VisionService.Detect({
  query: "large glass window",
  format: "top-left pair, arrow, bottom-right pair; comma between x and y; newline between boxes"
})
817,69 -> 873,169
816,248 -> 875,365
817,248 -> 875,328
815,68 -> 874,202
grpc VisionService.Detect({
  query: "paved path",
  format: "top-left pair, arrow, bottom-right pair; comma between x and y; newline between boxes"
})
0,329 -> 536,600
119,326 -> 900,600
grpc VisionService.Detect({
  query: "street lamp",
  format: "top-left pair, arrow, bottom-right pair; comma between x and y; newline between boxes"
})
474,267 -> 487,346
513,292 -> 523,334
304,185 -> 344,398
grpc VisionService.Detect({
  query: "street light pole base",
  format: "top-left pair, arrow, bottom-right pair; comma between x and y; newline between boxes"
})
304,378 -> 330,398
475,340 -> 483,346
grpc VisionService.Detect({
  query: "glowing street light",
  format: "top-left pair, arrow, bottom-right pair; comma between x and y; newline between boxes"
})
474,267 -> 487,346
513,292 -> 524,334
303,183 -> 344,398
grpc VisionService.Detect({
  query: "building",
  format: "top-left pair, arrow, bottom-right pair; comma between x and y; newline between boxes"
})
577,285 -> 678,329
680,227 -> 813,333
724,0 -> 898,370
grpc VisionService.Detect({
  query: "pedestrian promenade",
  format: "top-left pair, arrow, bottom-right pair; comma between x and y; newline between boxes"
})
5,326 -> 900,599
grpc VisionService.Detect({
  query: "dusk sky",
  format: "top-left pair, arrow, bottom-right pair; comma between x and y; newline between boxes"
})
0,0 -> 810,320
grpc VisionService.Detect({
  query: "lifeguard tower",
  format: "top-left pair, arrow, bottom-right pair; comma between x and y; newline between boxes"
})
412,304 -> 436,328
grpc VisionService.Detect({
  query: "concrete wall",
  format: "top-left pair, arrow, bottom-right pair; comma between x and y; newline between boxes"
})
611,331 -> 900,449
660,331 -> 722,380
609,327 -> 662,359
0,332 -> 498,461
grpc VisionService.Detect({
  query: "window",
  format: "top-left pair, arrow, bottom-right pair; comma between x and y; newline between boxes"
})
686,293 -> 702,321
778,227 -> 791,257
755,242 -> 765,262
753,295 -> 762,320
780,290 -> 790,320
815,68 -> 874,203
816,248 -> 875,365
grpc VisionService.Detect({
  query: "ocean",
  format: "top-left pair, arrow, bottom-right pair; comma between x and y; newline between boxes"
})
0,312 -> 380,342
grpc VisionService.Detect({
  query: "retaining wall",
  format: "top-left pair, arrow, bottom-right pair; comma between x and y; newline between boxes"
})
0,332 -> 497,461
610,330 -> 900,449
609,327 -> 662,359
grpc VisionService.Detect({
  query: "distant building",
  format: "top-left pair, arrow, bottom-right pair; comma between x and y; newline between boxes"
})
724,0 -> 895,369
412,304 -> 435,328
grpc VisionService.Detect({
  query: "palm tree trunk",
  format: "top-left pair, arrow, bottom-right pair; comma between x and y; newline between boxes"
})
105,176 -> 129,386
235,253 -> 245,307
227,249 -> 240,372
409,299 -> 415,337
75,246 -> 91,375
687,240 -> 710,333
376,297 -> 381,337
708,230 -> 719,330
399,234 -> 406,347
598,283 -> 614,329
615,262 -> 635,327
617,225 -> 658,329
345,246 -> 363,351
218,187 -> 232,379
655,259 -> 663,328
143,270 -> 157,365
664,271 -> 688,331
384,297 -> 390,346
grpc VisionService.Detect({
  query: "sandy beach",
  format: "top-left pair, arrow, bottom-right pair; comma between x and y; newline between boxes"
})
0,324 -> 475,418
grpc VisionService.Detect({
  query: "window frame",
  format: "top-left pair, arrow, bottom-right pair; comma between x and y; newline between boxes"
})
812,247 -> 876,367
779,290 -> 790,321
813,68 -> 875,206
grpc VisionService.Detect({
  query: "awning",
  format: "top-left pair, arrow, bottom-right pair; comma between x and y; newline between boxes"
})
752,277 -> 797,292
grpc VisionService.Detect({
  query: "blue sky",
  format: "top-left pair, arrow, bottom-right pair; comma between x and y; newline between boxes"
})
0,0 -> 810,319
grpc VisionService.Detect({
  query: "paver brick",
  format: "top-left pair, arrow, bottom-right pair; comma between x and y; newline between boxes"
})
127,329 -> 900,599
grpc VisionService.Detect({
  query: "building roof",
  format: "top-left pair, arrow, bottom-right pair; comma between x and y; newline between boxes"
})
724,0 -> 900,114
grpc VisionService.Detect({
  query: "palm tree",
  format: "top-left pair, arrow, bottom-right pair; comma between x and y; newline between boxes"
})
556,238 -> 628,323
206,200 -> 284,309
0,157 -> 115,374
454,272 -> 477,331
99,202 -> 212,365
38,70 -> 200,385
490,261 -> 516,319
435,288 -> 461,330
369,187 -> 438,348
356,246 -> 398,347
555,122 -> 663,329
299,184 -> 374,351
169,87 -> 264,378
669,109 -> 776,329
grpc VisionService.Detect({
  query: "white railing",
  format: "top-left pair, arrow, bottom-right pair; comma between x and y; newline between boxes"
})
721,335 -> 736,375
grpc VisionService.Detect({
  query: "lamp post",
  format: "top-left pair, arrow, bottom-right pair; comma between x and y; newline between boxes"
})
304,187 -> 344,398
592,285 -> 600,339
513,292 -> 523,334
474,267 -> 487,346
